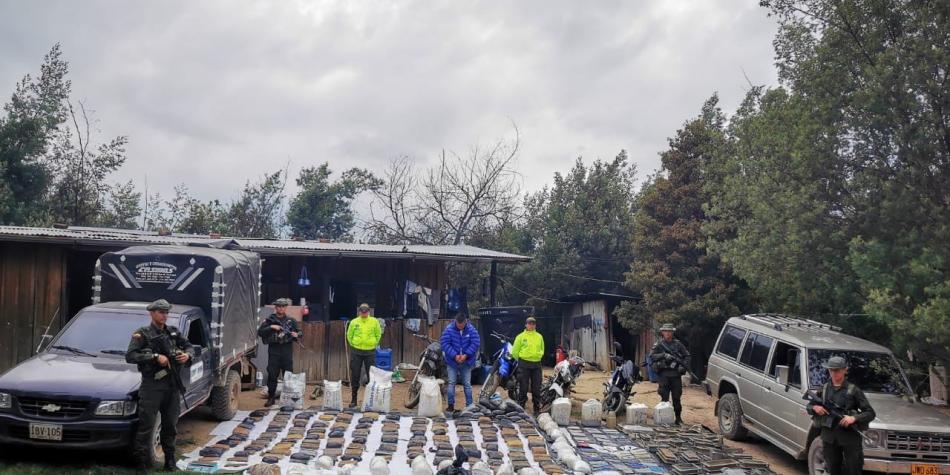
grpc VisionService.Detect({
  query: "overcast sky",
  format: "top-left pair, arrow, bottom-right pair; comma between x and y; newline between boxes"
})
0,1 -> 778,207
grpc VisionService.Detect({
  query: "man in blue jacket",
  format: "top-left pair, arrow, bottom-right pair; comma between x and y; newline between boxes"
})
440,313 -> 480,412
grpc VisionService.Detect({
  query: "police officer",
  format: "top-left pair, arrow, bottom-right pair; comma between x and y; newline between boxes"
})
806,356 -> 876,475
650,323 -> 690,425
258,298 -> 302,407
126,299 -> 194,474
512,315 -> 545,414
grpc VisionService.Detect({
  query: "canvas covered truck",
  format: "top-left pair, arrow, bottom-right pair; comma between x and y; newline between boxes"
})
0,244 -> 262,462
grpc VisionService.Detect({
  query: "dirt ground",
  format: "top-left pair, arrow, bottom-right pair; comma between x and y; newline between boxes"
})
177,368 -> 808,475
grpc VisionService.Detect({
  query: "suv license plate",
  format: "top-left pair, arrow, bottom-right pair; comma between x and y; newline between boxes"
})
911,464 -> 938,475
28,423 -> 62,441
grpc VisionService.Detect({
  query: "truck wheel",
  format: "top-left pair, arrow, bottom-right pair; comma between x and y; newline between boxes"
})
211,369 -> 241,421
147,413 -> 164,466
807,437 -> 827,475
718,393 -> 749,440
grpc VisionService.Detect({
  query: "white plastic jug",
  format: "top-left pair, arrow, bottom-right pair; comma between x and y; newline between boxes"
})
551,397 -> 572,426
625,402 -> 648,425
581,398 -> 602,427
323,380 -> 343,410
654,401 -> 675,425
416,376 -> 444,417
362,366 -> 393,412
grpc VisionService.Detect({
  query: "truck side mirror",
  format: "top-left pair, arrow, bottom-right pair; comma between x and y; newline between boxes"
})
776,365 -> 790,389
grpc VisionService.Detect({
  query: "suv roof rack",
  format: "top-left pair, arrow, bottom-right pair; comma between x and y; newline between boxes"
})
738,313 -> 841,332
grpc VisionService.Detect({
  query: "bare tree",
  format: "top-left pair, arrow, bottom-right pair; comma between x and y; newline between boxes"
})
46,101 -> 127,225
368,126 -> 522,245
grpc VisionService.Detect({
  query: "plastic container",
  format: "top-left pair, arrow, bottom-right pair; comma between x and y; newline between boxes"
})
375,348 -> 393,371
654,401 -> 675,425
625,402 -> 648,425
551,397 -> 572,426
605,411 -> 618,429
581,398 -> 602,427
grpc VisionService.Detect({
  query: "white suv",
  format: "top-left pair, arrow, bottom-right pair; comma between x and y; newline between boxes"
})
704,314 -> 950,474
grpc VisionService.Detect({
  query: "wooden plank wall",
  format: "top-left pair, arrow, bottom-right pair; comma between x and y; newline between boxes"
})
0,242 -> 66,374
290,317 -> 454,383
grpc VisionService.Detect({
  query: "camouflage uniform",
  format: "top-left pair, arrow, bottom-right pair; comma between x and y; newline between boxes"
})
650,323 -> 690,424
126,300 -> 194,471
806,357 -> 876,475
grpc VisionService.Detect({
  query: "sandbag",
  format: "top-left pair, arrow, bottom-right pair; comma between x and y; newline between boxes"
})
471,461 -> 492,475
279,371 -> 306,409
370,456 -> 390,475
654,401 -> 675,425
581,399 -> 602,427
316,455 -> 334,469
411,454 -> 433,475
323,380 -> 343,410
417,376 -> 444,417
494,462 -> 515,475
362,366 -> 393,413
551,397 -> 571,426
625,402 -> 647,425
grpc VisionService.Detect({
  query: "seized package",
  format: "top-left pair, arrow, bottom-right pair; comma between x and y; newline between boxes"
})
279,372 -> 306,409
323,380 -> 342,410
361,366 -> 393,412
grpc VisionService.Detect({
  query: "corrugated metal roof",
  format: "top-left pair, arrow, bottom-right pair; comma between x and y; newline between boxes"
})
0,226 -> 531,262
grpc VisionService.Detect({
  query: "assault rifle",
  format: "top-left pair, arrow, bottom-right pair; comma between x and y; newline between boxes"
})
154,332 -> 190,410
659,340 -> 701,382
803,389 -> 871,444
267,315 -> 305,348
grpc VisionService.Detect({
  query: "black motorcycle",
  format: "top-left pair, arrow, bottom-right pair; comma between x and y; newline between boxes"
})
602,341 -> 642,414
405,332 -> 446,409
477,331 -> 521,403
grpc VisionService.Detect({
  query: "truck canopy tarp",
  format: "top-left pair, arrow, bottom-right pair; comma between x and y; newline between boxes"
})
97,245 -> 261,364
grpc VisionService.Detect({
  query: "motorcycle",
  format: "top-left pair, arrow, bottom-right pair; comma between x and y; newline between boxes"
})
538,353 -> 586,412
405,332 -> 446,409
477,331 -> 521,403
602,341 -> 642,414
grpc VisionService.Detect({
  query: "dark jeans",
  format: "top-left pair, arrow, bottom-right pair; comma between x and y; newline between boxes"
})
517,362 -> 542,410
350,350 -> 374,402
135,383 -> 179,465
657,372 -> 683,418
266,346 -> 294,399
822,438 -> 863,475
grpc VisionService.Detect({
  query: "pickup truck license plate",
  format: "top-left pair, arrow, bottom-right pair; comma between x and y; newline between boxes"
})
911,464 -> 939,475
28,423 -> 62,441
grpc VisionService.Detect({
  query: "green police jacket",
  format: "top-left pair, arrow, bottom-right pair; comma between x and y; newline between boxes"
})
512,329 -> 545,363
346,316 -> 382,351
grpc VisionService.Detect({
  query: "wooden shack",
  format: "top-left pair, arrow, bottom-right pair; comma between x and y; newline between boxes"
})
559,293 -> 650,372
0,226 -> 529,376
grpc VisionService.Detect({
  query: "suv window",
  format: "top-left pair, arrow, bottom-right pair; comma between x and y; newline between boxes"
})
769,341 -> 802,387
739,332 -> 773,371
807,349 -> 908,394
717,325 -> 746,359
187,317 -> 208,347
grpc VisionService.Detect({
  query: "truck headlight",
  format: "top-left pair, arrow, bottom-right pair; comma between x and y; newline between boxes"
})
95,400 -> 137,417
0,392 -> 10,409
863,429 -> 886,449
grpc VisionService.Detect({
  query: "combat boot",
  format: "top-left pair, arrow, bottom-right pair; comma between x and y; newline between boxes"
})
164,454 -> 178,471
265,397 -> 275,407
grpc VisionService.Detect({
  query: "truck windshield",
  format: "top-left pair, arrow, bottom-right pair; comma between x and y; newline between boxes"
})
51,311 -> 155,356
807,349 -> 908,394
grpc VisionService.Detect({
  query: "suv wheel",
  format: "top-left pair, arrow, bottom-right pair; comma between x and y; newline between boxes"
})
717,393 -> 749,440
147,413 -> 164,465
807,437 -> 827,475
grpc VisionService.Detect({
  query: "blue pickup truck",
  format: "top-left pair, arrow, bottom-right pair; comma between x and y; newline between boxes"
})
0,245 -> 261,464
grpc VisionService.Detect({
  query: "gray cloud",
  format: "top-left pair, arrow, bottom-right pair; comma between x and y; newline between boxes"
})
0,0 -> 777,205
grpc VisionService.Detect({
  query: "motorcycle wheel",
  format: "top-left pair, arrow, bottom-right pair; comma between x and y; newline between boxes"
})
506,379 -> 521,404
405,367 -> 424,409
478,366 -> 500,401
603,391 -> 623,414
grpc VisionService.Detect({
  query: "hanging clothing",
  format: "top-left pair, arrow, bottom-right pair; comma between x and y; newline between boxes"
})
418,285 -> 432,324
